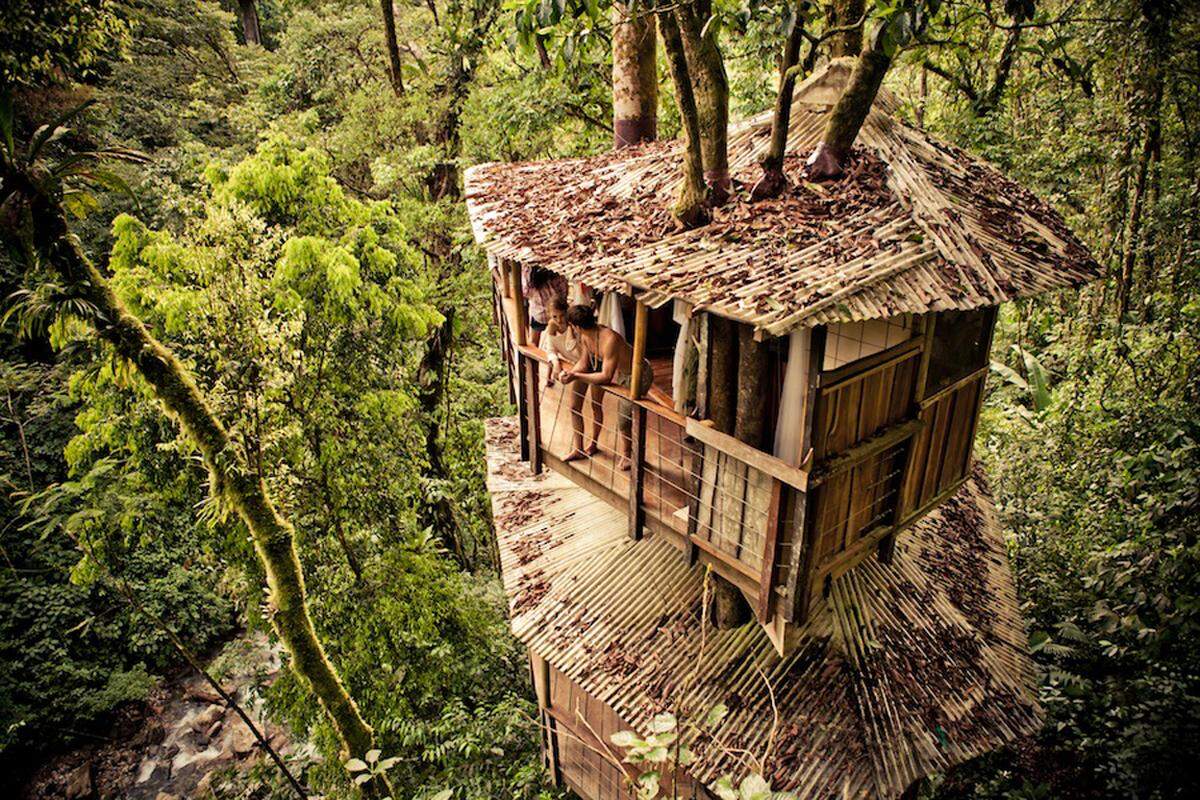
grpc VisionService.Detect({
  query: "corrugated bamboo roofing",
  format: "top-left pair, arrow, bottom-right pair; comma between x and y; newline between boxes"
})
465,60 -> 1099,335
485,417 -> 1041,799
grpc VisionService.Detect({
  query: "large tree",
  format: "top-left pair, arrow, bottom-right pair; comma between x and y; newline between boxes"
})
0,117 -> 381,768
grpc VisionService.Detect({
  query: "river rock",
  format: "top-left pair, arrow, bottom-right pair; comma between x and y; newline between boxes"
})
64,761 -> 93,799
191,704 -> 224,733
229,722 -> 257,756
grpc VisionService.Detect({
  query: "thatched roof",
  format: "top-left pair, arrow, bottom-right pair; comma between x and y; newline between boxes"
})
465,61 -> 1099,335
485,417 -> 1041,799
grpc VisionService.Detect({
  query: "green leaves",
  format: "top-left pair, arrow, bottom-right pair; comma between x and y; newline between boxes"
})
712,773 -> 796,800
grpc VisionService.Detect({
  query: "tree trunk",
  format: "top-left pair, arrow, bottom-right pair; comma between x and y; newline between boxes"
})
706,315 -> 738,435
751,2 -> 808,200
12,177 -> 376,763
238,0 -> 262,46
658,10 -> 710,228
974,26 -> 1020,115
826,0 -> 864,58
675,0 -> 731,203
380,0 -> 405,96
1116,3 -> 1169,319
704,314 -> 750,628
807,47 -> 892,180
416,309 -> 464,566
612,1 -> 658,148
734,324 -> 769,449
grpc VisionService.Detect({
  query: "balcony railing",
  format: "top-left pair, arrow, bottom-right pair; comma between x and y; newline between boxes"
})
491,268 -> 807,625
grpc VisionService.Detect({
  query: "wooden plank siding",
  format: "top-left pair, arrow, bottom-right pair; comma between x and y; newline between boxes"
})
540,658 -> 714,800
898,369 -> 988,520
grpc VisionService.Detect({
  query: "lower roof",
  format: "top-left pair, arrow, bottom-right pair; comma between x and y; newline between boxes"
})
485,416 -> 1041,798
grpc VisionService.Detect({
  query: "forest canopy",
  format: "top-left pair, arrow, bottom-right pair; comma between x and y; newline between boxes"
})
1,1 -> 1198,799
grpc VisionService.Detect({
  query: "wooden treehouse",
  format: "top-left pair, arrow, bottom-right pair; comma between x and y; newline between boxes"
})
467,62 -> 1099,800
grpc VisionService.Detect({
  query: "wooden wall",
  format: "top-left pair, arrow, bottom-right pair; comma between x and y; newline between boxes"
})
897,368 -> 986,520
531,652 -> 714,800
794,308 -> 995,618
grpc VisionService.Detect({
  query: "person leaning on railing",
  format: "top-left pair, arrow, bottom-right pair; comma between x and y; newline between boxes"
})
561,304 -> 672,470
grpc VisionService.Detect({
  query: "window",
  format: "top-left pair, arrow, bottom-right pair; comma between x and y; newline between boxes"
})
925,308 -> 996,394
822,315 -> 914,370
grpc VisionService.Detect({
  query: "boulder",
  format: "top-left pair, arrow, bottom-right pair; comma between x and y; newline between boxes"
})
229,722 -> 258,756
191,704 -> 224,733
64,762 -> 93,799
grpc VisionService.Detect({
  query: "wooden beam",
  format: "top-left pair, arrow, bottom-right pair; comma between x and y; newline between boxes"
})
509,261 -> 528,347
913,312 -> 937,403
808,418 -> 924,487
525,355 -> 543,474
500,259 -> 513,299
756,478 -> 785,623
685,418 -> 809,492
918,364 -> 990,408
629,300 -> 648,401
628,407 -> 646,539
516,352 -> 530,462
685,440 -> 703,566
788,326 -> 825,624
817,336 -> 923,393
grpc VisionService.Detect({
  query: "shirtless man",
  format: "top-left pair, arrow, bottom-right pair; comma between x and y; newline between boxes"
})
561,304 -> 672,470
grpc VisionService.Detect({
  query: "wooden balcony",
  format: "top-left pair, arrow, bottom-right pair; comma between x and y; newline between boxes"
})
490,262 -> 995,643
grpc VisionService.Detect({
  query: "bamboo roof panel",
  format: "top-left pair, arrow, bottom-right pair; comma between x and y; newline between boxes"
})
485,417 -> 1041,799
465,62 -> 1099,334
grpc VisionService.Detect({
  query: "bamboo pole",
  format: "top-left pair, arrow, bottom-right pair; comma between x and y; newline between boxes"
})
628,299 -> 649,539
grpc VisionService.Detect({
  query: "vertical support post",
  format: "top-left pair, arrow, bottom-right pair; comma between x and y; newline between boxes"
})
756,478 -> 785,622
685,441 -> 703,565
510,265 -> 530,462
526,354 -> 543,474
627,299 -> 649,540
500,259 -> 513,299
787,326 -> 826,624
492,274 -> 516,406
913,312 -> 937,405
530,652 -> 561,787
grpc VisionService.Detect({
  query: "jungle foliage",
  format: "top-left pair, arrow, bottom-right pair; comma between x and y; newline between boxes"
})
1,0 -> 1198,799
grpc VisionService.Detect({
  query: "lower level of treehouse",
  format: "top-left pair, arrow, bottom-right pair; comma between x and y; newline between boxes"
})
485,417 -> 1041,800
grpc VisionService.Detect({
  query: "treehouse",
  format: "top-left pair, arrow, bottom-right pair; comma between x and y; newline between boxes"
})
467,62 -> 1099,799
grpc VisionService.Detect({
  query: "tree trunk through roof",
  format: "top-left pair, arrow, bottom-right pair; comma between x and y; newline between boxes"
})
808,48 -> 892,181
675,0 -> 731,204
706,316 -> 753,628
612,1 -> 657,148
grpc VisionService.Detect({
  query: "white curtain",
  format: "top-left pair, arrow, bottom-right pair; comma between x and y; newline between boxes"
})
773,328 -> 810,465
599,291 -> 626,338
672,300 -> 692,411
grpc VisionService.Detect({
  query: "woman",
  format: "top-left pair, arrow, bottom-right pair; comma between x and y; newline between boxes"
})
545,298 -> 604,458
523,265 -> 566,347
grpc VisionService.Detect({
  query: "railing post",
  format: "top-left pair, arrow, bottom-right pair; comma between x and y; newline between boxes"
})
627,299 -> 648,540
685,439 -> 703,565
526,354 -> 543,474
